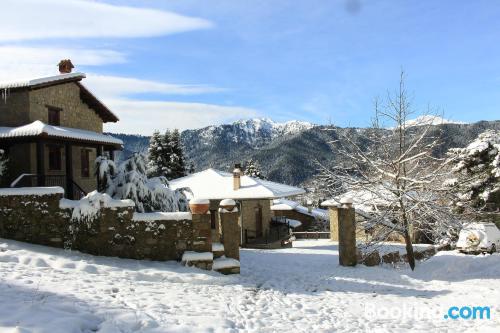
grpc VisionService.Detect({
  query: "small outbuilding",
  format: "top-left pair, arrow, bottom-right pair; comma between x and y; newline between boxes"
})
170,166 -> 305,246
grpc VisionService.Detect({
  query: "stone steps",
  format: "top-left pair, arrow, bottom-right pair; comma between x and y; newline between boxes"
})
181,251 -> 213,270
212,256 -> 240,275
181,244 -> 239,274
212,242 -> 225,258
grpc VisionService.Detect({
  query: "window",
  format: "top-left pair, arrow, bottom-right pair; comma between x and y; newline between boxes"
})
48,146 -> 62,170
47,107 -> 61,126
81,149 -> 90,177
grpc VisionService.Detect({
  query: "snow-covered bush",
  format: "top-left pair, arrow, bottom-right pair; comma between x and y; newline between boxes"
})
446,130 -> 500,212
96,153 -> 188,213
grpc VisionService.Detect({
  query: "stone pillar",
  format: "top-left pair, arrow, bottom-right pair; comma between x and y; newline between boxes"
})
338,203 -> 357,266
191,212 -> 212,253
219,202 -> 240,260
328,205 -> 340,241
325,199 -> 357,266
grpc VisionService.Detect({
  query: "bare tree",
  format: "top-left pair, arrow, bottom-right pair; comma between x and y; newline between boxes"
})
319,71 -> 459,270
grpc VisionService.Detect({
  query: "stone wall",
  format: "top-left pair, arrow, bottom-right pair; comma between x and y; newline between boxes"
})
0,189 -> 210,262
0,192 -> 69,248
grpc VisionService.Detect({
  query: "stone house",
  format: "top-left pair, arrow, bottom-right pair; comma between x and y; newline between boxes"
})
169,165 -> 305,246
270,198 -> 329,231
0,60 -> 122,198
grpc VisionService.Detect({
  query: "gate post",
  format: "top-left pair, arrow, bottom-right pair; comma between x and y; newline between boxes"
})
324,198 -> 357,266
219,200 -> 240,260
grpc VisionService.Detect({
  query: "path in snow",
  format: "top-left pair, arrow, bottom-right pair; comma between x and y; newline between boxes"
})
0,239 -> 499,332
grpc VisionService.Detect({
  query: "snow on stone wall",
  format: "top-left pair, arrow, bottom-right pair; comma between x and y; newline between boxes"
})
0,188 -> 210,261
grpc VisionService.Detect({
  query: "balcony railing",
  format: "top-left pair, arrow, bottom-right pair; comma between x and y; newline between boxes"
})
10,174 -> 86,200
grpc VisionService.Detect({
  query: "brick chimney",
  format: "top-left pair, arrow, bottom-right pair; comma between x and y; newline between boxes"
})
58,59 -> 74,74
233,163 -> 242,190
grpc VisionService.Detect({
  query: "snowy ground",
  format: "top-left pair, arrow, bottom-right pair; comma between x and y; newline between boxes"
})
0,239 -> 499,333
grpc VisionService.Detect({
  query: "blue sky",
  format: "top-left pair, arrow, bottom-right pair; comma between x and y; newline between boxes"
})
1,0 -> 499,134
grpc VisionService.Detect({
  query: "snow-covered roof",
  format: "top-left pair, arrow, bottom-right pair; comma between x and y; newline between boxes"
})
0,72 -> 86,89
169,168 -> 305,200
321,187 -> 393,213
0,120 -> 123,146
272,198 -> 329,221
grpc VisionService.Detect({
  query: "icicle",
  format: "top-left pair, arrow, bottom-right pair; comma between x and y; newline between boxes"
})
2,88 -> 10,104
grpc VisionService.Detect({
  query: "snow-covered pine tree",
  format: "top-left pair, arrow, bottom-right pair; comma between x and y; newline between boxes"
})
168,129 -> 187,180
147,130 -> 171,178
96,152 -> 188,213
95,156 -> 116,192
244,159 -> 265,179
446,130 -> 500,214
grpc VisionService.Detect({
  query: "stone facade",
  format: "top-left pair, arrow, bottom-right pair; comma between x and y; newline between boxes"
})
0,90 -> 30,127
0,192 -> 210,262
239,199 -> 272,239
29,83 -> 103,132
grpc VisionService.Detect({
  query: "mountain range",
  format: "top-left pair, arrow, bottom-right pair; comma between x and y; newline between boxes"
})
110,117 -> 500,186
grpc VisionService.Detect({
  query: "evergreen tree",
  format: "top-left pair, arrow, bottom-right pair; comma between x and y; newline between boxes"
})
147,129 -> 187,180
446,130 -> 500,213
168,129 -> 187,179
147,130 -> 171,178
244,159 -> 265,179
96,152 -> 188,213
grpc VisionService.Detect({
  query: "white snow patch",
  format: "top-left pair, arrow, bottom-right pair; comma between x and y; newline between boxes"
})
181,251 -> 213,262
212,242 -> 225,252
0,186 -> 64,196
189,198 -> 210,204
132,211 -> 192,222
1,239 -> 499,332
212,257 -> 240,270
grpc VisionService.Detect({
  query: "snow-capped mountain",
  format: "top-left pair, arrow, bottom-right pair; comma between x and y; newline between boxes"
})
111,118 -> 500,186
404,115 -> 467,127
196,118 -> 314,146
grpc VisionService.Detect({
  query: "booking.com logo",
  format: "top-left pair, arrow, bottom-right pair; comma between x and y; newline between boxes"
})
364,304 -> 492,321
444,306 -> 491,320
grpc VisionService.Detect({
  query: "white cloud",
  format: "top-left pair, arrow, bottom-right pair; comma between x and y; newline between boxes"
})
0,0 -> 212,42
0,45 -> 255,133
85,74 -> 224,98
0,46 -> 126,80
103,99 -> 260,134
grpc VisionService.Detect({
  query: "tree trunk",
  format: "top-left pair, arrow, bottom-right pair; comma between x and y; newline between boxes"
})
403,230 -> 415,270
